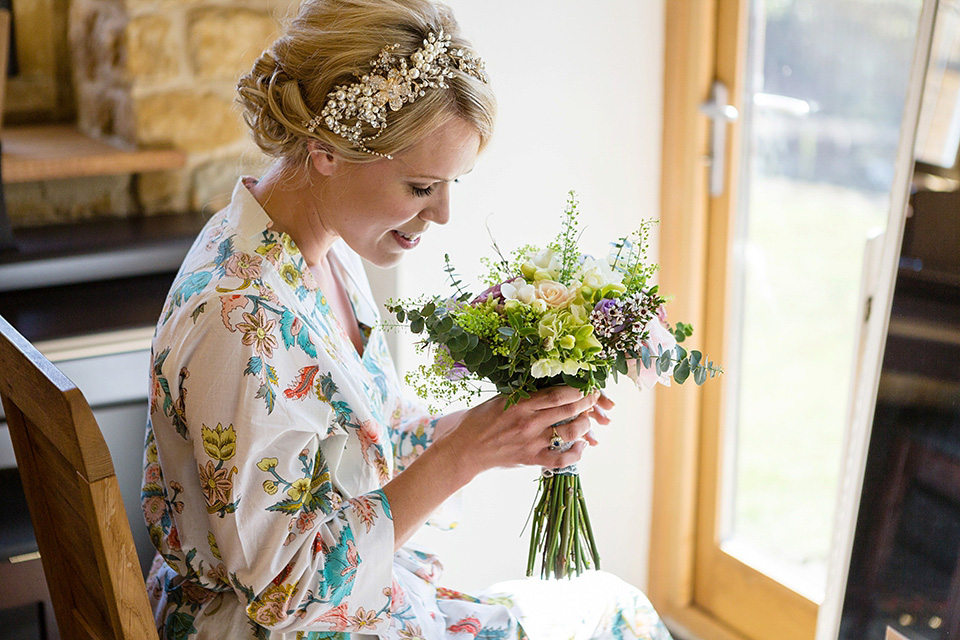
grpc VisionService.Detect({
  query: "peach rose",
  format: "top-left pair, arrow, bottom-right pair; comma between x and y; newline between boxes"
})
535,280 -> 574,308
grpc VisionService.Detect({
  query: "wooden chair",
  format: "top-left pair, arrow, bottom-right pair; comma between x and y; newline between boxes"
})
0,314 -> 158,640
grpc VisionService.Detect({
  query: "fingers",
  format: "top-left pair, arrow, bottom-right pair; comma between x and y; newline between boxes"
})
587,405 -> 610,425
596,393 -> 615,411
522,385 -> 587,412
538,391 -> 599,427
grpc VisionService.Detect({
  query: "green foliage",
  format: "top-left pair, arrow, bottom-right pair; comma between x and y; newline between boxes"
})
610,220 -> 660,295
443,253 -> 467,297
672,321 -> 694,343
480,243 -> 538,286
548,191 -> 584,286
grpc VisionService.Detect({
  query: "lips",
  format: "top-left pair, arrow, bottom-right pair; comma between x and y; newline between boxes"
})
392,229 -> 422,249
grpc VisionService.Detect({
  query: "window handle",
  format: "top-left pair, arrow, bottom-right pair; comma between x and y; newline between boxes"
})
700,80 -> 739,197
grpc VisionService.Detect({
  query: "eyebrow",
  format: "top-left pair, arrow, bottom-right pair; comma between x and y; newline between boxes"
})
408,168 -> 475,182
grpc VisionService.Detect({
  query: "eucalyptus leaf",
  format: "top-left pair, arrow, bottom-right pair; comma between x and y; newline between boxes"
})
640,345 -> 651,369
478,358 -> 498,377
464,348 -> 485,366
615,353 -> 628,375
657,351 -> 671,375
694,366 -> 707,385
438,315 -> 453,333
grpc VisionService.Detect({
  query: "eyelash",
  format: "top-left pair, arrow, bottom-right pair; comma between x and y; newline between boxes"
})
411,185 -> 434,198
411,179 -> 459,198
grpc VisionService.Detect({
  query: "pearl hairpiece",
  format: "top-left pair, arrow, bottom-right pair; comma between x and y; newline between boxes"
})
304,30 -> 487,159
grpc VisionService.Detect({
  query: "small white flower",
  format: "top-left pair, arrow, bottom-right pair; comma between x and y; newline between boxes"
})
501,281 -> 536,304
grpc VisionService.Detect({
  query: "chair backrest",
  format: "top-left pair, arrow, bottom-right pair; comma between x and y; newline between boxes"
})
0,315 -> 158,640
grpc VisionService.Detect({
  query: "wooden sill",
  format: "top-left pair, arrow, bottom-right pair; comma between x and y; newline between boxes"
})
1,124 -> 186,183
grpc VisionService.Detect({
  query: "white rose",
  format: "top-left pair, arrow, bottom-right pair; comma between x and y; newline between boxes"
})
575,257 -> 623,290
522,249 -> 562,281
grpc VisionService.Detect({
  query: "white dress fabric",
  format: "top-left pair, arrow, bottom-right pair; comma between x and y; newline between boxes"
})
141,178 -> 672,640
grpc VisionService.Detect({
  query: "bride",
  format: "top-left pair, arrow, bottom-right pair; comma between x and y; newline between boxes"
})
141,1 -> 672,638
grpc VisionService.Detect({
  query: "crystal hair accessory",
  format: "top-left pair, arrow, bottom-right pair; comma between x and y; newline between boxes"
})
304,30 -> 487,159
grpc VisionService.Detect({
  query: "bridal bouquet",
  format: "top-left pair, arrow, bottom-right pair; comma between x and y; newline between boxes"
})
386,192 -> 721,579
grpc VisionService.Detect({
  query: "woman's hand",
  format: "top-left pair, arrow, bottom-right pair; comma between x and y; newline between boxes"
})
440,386 -> 601,479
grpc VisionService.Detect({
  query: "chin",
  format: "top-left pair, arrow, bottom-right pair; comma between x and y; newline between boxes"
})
367,253 -> 403,269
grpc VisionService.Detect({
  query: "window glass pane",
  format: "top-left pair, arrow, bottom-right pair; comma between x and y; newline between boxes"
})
726,0 -> 923,593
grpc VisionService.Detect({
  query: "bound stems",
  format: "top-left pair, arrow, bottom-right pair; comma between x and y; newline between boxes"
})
526,473 -> 600,579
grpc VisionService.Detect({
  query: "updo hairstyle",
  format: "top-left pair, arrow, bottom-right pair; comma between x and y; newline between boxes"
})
237,0 -> 496,169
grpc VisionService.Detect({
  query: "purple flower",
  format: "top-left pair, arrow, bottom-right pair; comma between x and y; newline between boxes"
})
471,277 -> 521,305
594,297 -> 617,315
436,345 -> 470,380
593,297 -> 629,333
445,361 -> 470,381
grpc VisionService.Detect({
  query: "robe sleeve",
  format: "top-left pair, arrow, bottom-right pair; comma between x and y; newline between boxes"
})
149,299 -> 397,634
388,396 -> 440,475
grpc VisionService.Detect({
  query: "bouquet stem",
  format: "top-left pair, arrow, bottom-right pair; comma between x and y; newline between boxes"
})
526,471 -> 600,579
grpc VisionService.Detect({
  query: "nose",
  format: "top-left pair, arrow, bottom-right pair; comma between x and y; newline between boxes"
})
420,184 -> 451,225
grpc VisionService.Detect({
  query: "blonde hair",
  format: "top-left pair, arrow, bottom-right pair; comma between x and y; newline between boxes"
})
237,0 -> 496,170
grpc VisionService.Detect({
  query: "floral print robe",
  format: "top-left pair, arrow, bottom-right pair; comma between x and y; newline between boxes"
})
142,179 -> 672,640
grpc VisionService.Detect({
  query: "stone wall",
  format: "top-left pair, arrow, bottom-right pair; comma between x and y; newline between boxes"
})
7,0 -> 291,227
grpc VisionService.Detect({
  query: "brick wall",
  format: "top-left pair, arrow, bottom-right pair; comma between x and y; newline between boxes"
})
7,0 -> 290,227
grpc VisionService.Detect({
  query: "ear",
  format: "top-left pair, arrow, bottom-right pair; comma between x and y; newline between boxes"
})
307,140 -> 341,176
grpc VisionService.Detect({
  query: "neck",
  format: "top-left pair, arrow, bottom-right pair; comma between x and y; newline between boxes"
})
248,165 -> 335,266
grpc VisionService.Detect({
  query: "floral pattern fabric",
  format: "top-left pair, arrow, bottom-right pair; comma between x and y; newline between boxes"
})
142,178 -> 672,639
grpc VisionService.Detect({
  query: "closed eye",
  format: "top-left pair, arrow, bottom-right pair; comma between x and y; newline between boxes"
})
411,185 -> 435,197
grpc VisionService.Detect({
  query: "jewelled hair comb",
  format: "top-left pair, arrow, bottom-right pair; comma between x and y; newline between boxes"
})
304,30 -> 487,159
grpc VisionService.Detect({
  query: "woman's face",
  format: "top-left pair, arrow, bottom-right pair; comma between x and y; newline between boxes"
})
319,117 -> 481,268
